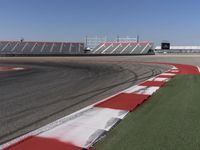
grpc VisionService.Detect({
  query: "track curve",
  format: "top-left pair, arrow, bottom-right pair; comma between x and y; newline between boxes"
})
0,57 -> 170,144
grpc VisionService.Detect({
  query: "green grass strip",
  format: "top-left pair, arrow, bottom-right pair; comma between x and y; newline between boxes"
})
94,75 -> 200,150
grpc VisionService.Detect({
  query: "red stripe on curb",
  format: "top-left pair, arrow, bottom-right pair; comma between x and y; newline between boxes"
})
5,136 -> 82,150
95,93 -> 150,111
140,81 -> 165,87
172,64 -> 199,75
144,62 -> 200,75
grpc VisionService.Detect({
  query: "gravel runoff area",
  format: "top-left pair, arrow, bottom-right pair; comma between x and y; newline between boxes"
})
1,55 -> 200,146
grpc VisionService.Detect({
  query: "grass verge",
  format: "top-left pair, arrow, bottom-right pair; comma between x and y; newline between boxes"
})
94,75 -> 200,150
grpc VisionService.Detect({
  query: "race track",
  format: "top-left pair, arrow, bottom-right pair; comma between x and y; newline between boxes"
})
1,55 -> 200,145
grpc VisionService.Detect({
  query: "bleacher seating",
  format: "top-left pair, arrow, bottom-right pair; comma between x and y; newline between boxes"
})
92,42 -> 154,54
42,43 -> 53,54
0,41 -> 84,55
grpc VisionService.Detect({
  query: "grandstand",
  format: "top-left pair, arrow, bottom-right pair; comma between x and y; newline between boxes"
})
92,42 -> 154,55
0,40 -> 155,56
0,41 -> 84,55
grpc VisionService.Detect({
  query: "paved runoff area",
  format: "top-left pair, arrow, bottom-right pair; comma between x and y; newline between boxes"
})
1,55 -> 200,150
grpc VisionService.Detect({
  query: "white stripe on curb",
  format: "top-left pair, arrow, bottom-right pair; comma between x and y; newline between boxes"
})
40,124 -> 105,149
124,85 -> 160,95
60,107 -> 128,131
197,66 -> 200,73
39,107 -> 128,148
160,73 -> 176,76
148,77 -> 170,82
172,66 -> 178,70
170,70 -> 179,73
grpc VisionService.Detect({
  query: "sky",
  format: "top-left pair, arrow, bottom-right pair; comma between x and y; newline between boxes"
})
0,0 -> 200,45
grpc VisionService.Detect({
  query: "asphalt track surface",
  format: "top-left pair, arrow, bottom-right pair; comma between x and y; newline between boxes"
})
0,55 -> 200,145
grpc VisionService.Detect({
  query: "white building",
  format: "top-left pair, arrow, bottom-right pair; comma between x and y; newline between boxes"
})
155,46 -> 200,53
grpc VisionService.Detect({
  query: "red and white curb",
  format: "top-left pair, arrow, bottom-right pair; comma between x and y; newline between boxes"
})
1,63 -> 200,150
0,67 -> 25,71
